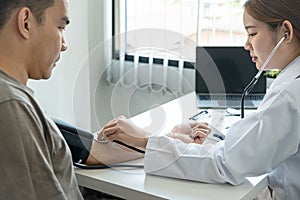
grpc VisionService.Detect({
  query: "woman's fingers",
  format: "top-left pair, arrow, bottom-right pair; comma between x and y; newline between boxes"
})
191,129 -> 208,138
190,128 -> 210,144
99,116 -> 125,133
191,127 -> 210,137
190,122 -> 210,129
98,121 -> 120,140
194,137 -> 202,144
100,121 -> 118,132
105,130 -> 122,140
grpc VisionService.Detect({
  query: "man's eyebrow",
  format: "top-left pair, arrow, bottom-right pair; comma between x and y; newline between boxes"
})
61,16 -> 70,25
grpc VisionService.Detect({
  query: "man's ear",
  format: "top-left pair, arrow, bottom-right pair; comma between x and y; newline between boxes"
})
17,7 -> 32,39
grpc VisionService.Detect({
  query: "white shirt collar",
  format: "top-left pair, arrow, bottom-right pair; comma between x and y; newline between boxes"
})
269,56 -> 300,90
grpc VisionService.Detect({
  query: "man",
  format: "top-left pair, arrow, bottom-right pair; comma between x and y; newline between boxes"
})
0,0 -> 142,199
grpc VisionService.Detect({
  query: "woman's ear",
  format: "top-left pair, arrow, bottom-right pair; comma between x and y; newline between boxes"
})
17,7 -> 31,39
280,20 -> 293,43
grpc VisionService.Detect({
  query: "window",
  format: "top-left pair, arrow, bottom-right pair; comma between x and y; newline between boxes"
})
108,0 -> 248,96
113,0 -> 247,66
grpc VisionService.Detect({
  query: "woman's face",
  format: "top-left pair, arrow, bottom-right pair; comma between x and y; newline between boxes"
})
243,10 -> 281,70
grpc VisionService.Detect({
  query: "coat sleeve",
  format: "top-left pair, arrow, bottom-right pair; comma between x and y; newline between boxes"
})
144,81 -> 300,185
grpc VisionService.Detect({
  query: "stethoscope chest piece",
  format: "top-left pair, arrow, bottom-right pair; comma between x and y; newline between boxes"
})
94,134 -> 108,143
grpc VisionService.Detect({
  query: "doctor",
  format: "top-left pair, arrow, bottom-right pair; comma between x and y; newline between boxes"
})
100,0 -> 300,199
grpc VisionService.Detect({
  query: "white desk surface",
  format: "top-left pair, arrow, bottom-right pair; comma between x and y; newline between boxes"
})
75,92 -> 268,200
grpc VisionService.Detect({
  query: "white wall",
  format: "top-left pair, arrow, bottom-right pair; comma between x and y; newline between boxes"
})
28,0 -> 194,132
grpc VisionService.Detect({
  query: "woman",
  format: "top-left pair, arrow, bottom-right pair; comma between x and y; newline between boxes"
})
100,0 -> 300,199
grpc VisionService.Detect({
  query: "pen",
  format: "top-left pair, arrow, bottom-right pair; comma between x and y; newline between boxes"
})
189,110 -> 208,121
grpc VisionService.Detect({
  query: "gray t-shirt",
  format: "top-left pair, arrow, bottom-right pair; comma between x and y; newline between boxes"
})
0,70 -> 83,200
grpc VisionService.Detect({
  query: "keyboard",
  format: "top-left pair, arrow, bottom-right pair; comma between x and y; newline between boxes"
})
199,94 -> 264,101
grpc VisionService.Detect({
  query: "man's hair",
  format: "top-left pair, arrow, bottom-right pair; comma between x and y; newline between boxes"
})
0,0 -> 55,30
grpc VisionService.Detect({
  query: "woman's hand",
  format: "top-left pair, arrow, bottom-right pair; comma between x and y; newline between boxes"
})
167,122 -> 211,144
190,123 -> 211,144
98,116 -> 149,149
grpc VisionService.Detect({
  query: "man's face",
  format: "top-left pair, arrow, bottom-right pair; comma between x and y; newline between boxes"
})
28,0 -> 69,80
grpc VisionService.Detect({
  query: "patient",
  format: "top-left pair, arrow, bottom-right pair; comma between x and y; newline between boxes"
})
0,0 -> 206,199
0,0 -> 149,199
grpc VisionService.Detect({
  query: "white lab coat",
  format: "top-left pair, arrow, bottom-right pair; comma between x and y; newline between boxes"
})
144,56 -> 300,200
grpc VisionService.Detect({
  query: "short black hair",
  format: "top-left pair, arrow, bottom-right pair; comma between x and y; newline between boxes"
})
0,0 -> 55,30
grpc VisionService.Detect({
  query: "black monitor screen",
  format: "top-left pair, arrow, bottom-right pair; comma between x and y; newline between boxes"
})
195,46 -> 266,94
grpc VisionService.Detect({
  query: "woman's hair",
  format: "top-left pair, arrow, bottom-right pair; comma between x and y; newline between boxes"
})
244,0 -> 300,41
0,0 -> 54,31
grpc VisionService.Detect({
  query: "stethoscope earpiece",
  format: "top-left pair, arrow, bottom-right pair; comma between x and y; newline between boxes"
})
284,32 -> 290,38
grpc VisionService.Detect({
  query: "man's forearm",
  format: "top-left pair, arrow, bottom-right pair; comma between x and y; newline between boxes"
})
86,139 -> 144,165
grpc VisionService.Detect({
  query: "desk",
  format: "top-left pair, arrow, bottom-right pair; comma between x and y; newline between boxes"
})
75,92 -> 268,200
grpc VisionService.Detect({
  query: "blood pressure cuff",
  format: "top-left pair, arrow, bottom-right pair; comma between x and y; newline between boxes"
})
53,118 -> 94,164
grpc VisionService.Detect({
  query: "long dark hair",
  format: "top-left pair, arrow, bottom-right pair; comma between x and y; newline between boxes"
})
244,0 -> 300,41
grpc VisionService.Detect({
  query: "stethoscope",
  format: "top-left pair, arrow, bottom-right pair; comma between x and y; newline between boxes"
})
73,162 -> 144,169
241,32 -> 289,118
95,135 -> 146,154
188,33 -> 289,141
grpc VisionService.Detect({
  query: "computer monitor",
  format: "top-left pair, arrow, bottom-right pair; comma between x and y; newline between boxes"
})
195,46 -> 266,108
196,46 -> 266,95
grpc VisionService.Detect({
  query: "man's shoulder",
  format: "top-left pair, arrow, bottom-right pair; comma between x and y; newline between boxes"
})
0,74 -> 33,105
